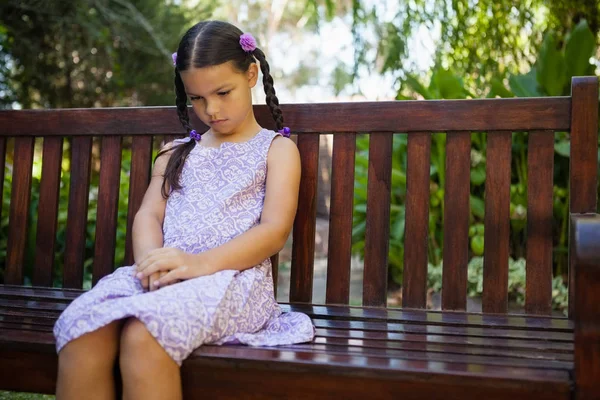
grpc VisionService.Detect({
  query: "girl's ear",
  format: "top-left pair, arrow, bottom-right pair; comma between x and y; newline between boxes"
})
247,63 -> 259,88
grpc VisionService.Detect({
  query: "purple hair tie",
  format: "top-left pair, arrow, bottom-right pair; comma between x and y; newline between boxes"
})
239,33 -> 257,53
172,52 -> 177,66
190,129 -> 201,141
278,127 -> 291,138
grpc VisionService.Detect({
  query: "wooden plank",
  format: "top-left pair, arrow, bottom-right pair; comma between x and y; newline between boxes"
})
270,253 -> 278,299
0,98 -> 572,135
0,137 -> 5,225
33,137 -> 63,286
290,133 -> 319,303
482,132 -> 512,314
568,76 -> 599,317
124,135 -> 153,266
442,131 -> 471,311
402,132 -> 431,309
4,137 -> 34,284
93,136 -> 122,284
281,304 -> 573,331
63,136 -> 93,288
525,131 -> 554,315
363,133 -> 393,307
571,214 -> 600,400
326,133 -> 356,304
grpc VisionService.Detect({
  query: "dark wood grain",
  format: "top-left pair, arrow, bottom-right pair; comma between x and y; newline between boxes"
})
4,137 -> 34,284
33,137 -> 63,286
402,132 -> 431,309
0,98 -> 571,135
63,136 -> 93,288
442,131 -> 471,311
363,133 -> 393,307
571,214 -> 600,400
482,132 -> 512,314
93,136 -> 122,284
568,76 -> 599,317
525,131 -> 554,315
326,133 -> 356,304
290,134 -> 319,303
124,135 -> 153,266
0,137 -> 5,225
270,253 -> 279,299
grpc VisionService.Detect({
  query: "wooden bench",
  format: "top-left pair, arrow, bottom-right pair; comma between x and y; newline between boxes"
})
0,76 -> 598,399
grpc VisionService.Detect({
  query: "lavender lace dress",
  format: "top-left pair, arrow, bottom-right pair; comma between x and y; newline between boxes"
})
53,128 -> 315,366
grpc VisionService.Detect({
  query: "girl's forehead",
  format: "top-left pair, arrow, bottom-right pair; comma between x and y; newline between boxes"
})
180,62 -> 243,94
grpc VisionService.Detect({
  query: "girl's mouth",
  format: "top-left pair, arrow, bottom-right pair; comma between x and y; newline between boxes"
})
210,119 -> 226,125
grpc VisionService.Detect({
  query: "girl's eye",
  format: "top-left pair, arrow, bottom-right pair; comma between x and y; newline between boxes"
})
189,96 -> 202,101
218,90 -> 231,96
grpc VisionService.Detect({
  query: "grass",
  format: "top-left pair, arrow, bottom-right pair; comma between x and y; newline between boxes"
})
0,392 -> 54,399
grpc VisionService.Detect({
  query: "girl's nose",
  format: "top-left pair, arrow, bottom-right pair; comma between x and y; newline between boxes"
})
205,100 -> 219,117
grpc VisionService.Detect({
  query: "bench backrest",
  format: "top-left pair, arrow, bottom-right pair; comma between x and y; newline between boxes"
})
0,77 -> 597,317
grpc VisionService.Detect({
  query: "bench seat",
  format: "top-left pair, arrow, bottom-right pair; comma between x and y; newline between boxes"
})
0,285 -> 573,399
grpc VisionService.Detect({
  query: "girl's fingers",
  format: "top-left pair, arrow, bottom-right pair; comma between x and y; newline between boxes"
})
154,266 -> 187,288
149,272 -> 161,292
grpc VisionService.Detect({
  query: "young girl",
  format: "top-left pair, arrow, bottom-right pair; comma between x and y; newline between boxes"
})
54,20 -> 315,400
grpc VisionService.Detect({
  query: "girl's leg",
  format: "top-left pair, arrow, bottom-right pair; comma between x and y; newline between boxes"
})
56,320 -> 124,400
119,318 -> 182,400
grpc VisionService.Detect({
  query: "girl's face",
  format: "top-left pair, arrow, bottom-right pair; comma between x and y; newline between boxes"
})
180,61 -> 259,136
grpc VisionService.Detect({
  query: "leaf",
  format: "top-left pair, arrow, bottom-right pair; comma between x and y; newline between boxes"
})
537,32 -> 566,96
403,74 -> 434,100
431,68 -> 466,99
470,195 -> 485,219
554,141 -> 570,157
488,77 -> 514,98
509,69 -> 542,97
565,19 -> 596,79
470,165 -> 486,186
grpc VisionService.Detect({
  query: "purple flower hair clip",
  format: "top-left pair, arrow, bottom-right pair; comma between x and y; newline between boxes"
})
239,33 -> 257,53
190,129 -> 201,141
172,52 -> 177,66
278,127 -> 291,138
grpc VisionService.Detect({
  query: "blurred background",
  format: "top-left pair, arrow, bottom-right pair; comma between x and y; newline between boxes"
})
1,0 -> 600,324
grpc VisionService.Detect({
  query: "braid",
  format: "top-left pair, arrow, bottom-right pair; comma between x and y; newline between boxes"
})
252,48 -> 284,131
155,69 -> 196,199
175,69 -> 194,133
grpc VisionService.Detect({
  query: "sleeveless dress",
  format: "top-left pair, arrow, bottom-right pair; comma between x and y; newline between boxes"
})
53,128 -> 315,366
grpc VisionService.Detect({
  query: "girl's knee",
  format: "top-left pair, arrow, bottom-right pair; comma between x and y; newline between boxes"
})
120,318 -> 176,377
58,323 -> 121,370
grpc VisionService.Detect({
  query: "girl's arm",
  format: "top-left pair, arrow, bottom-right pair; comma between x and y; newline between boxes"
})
131,146 -> 172,288
137,136 -> 301,286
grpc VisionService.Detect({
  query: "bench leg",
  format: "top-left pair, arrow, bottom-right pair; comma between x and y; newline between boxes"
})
119,318 -> 182,400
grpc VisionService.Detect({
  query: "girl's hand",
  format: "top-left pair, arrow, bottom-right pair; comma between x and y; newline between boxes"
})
135,248 -> 214,289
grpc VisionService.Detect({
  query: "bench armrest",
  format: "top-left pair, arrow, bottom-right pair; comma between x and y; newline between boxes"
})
571,213 -> 600,400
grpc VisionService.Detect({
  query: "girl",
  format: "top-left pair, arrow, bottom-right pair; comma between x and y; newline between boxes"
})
54,20 -> 315,400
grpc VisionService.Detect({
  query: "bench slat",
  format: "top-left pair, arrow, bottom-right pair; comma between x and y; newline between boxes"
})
63,136 -> 93,288
290,134 -> 319,303
124,135 -> 153,266
442,131 -> 471,310
93,136 -> 123,284
5,137 -> 35,285
402,132 -> 431,309
568,77 -> 599,316
0,98 -> 572,135
482,132 -> 512,313
525,131 -> 554,315
326,133 -> 356,304
363,133 -> 393,307
0,137 -> 5,226
33,137 -> 63,286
